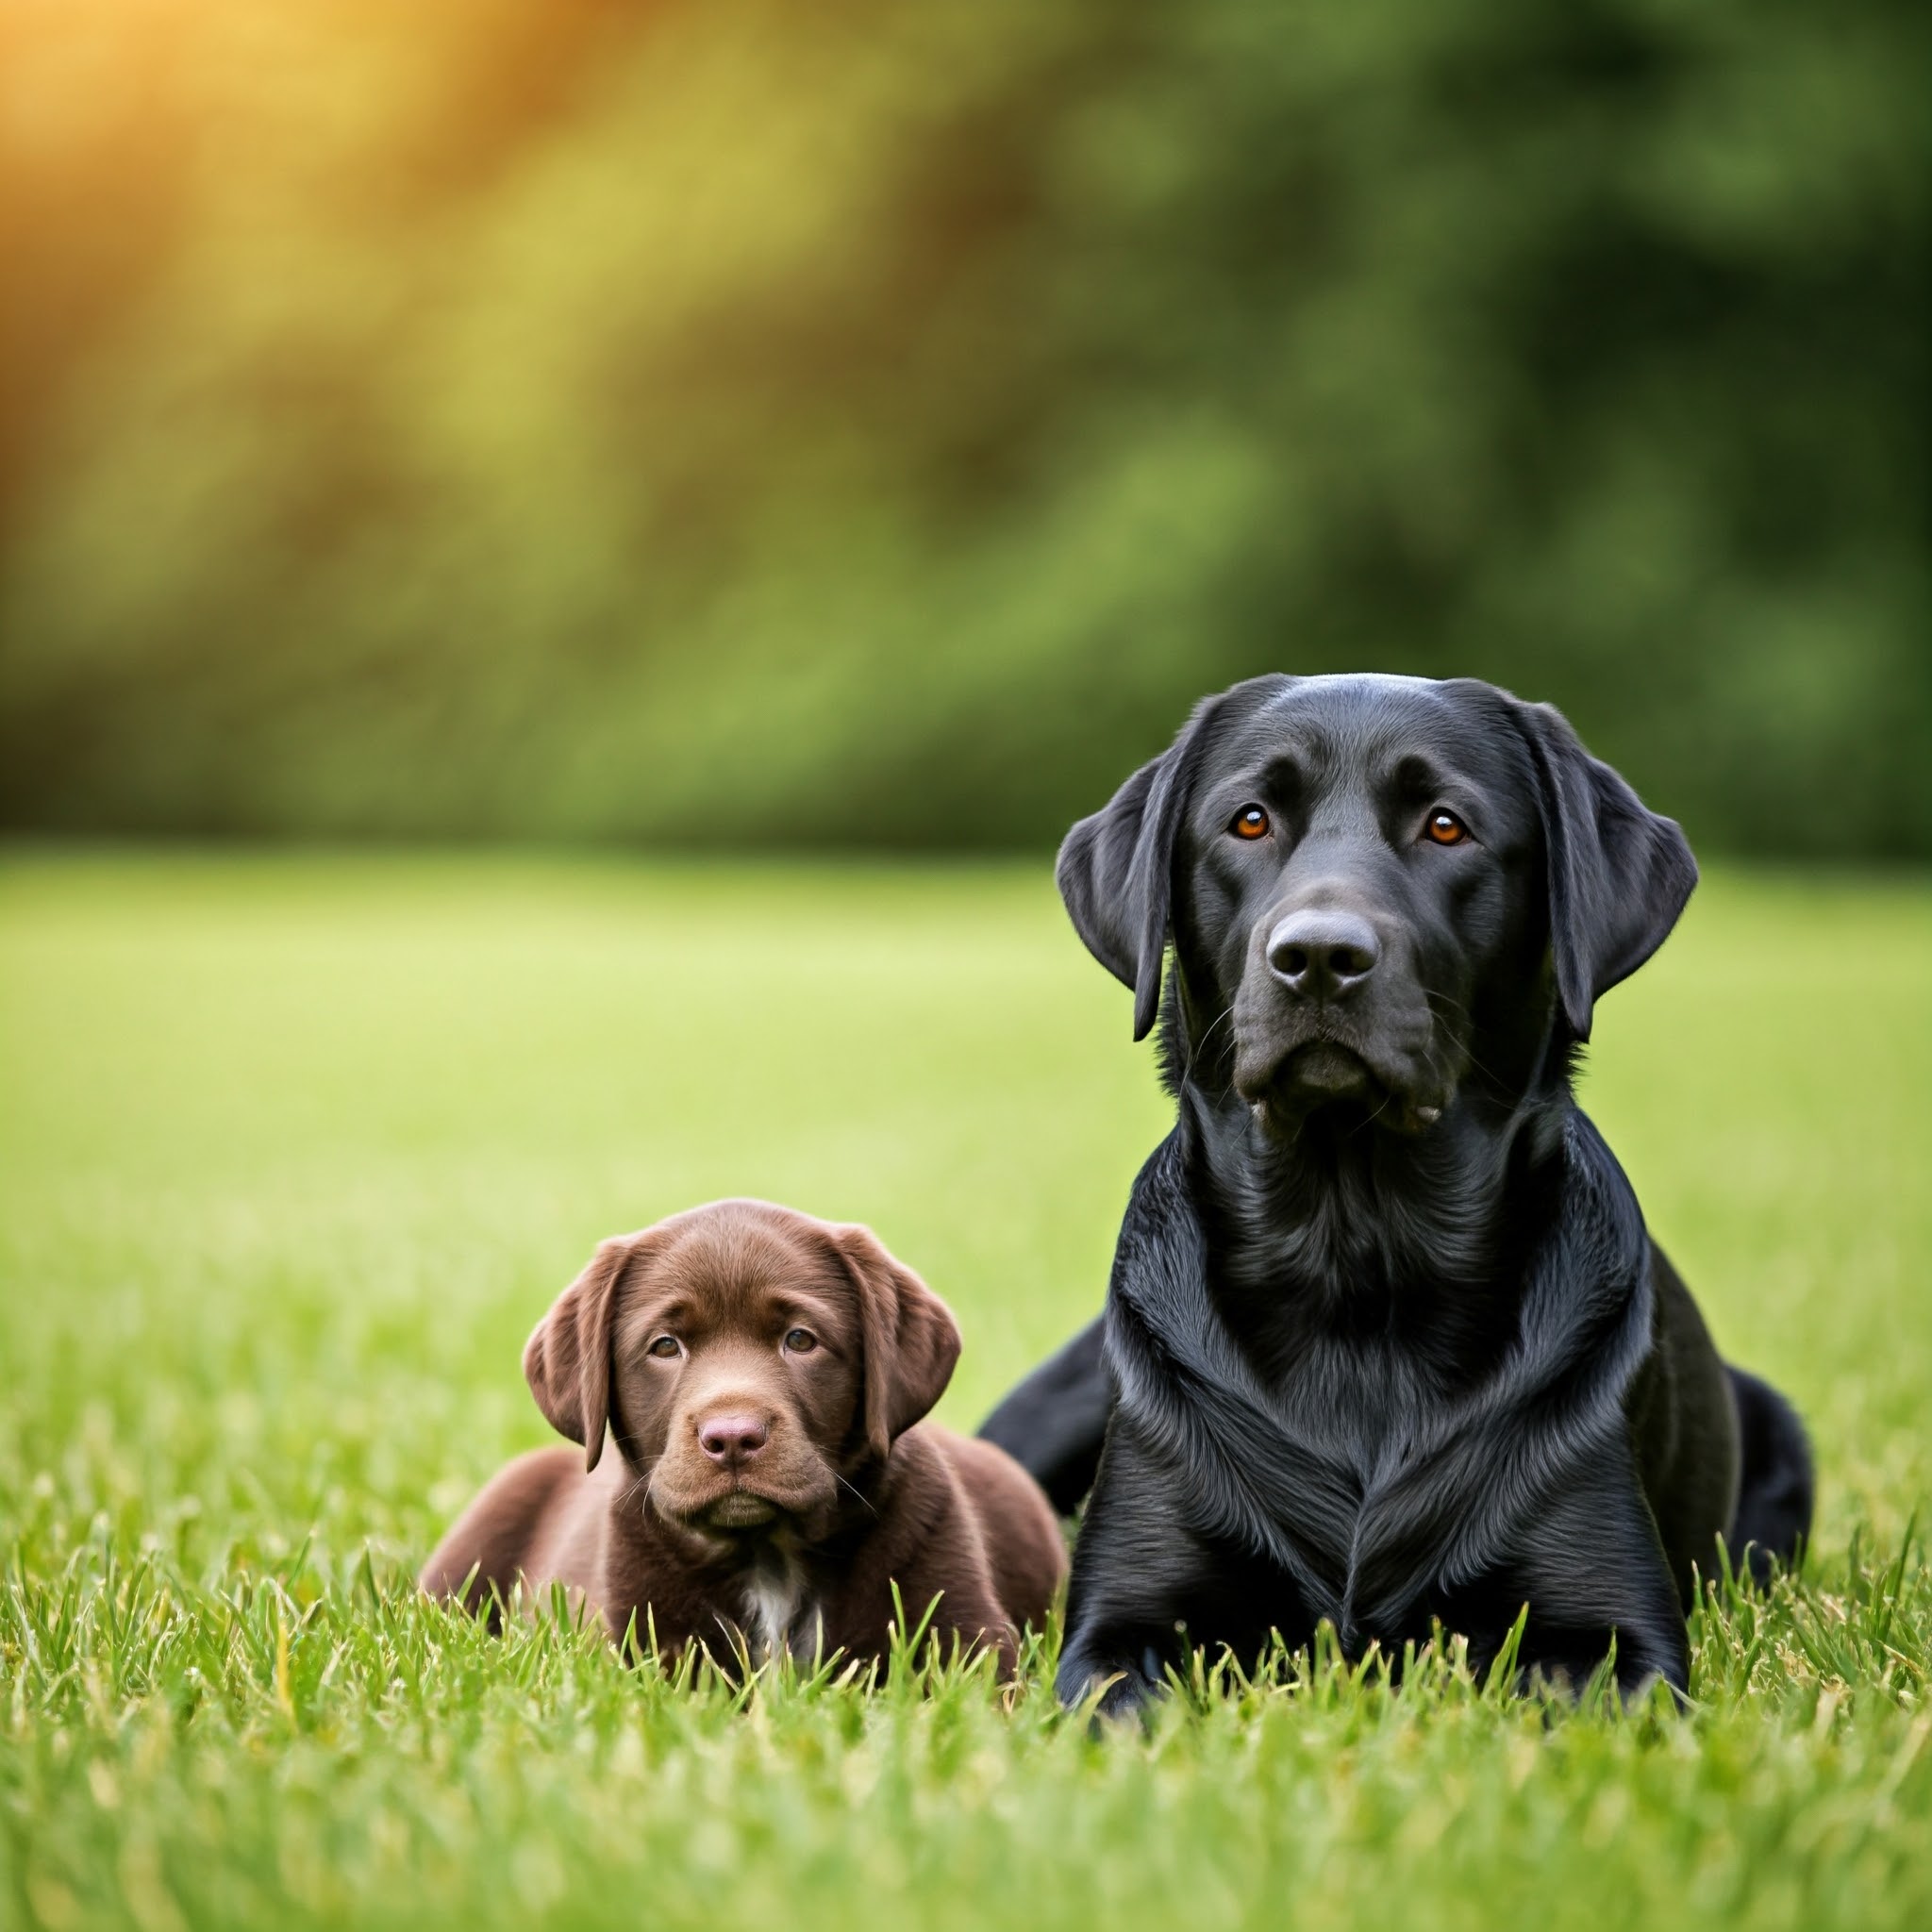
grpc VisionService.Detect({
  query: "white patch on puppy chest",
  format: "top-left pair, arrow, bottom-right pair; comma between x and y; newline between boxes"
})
738,1562 -> 817,1660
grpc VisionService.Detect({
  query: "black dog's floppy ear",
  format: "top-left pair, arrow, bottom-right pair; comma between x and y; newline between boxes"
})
1055,753 -> 1171,1039
830,1223 -> 961,1460
1057,688 -> 1253,1041
524,1232 -> 650,1471
1509,699 -> 1698,1041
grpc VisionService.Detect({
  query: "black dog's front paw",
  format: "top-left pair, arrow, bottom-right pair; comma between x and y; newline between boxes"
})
1057,1643 -> 1167,1721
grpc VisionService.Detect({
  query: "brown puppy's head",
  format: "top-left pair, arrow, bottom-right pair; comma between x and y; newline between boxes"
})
523,1201 -> 959,1546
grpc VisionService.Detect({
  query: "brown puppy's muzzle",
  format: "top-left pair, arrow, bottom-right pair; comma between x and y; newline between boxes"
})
1231,900 -> 1457,1136
648,1352 -> 840,1539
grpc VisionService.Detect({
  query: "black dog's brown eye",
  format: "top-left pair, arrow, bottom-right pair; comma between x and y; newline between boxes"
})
647,1335 -> 682,1359
1424,810 -> 1468,846
1230,806 -> 1271,841
783,1328 -> 818,1355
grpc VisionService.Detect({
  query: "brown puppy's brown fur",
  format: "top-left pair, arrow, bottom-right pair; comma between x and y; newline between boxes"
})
422,1201 -> 1066,1672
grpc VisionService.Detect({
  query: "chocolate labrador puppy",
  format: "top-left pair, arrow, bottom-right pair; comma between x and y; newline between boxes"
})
425,1201 -> 1066,1672
979,675 -> 1812,1712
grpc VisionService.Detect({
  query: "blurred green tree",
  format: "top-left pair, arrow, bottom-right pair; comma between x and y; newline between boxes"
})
0,0 -> 1924,854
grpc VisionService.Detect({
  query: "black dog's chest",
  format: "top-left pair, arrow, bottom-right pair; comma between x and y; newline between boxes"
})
1176,1343 -> 1551,1670
1151,1239 -> 1585,1653
1219,1251 -> 1489,1484
1257,1329 -> 1442,1487
1208,1193 -> 1526,1476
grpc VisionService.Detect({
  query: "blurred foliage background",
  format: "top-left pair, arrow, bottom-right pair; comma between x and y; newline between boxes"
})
0,0 -> 1924,857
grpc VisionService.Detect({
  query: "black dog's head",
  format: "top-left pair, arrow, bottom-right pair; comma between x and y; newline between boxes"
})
1058,675 -> 1696,1138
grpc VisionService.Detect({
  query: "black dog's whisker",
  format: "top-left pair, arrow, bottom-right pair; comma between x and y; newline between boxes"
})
1181,1002 -> 1238,1086
1421,988 -> 1504,1090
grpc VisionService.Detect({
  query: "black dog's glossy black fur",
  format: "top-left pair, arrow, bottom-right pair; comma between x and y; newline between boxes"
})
979,675 -> 1812,1712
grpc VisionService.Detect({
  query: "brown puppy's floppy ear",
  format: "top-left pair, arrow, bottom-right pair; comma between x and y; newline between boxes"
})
523,1235 -> 641,1472
1507,698 -> 1698,1043
829,1224 -> 961,1460
1056,678 -> 1281,1041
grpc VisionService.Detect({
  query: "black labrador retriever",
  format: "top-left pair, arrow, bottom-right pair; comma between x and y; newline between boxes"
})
980,674 -> 1812,1712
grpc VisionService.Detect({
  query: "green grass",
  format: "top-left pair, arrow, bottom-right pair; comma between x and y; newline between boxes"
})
1,850 -> 1928,1931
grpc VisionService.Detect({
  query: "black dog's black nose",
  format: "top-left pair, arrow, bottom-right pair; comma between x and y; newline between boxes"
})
1267,910 -> 1380,1000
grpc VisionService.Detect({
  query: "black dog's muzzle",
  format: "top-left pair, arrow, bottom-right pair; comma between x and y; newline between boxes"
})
1230,903 -> 1454,1137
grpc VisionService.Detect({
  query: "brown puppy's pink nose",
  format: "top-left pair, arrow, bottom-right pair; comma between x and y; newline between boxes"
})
697,1414 -> 769,1466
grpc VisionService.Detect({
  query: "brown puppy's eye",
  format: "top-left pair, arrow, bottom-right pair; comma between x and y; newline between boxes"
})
647,1335 -> 682,1359
783,1328 -> 817,1355
1424,810 -> 1469,846
1230,806 -> 1271,841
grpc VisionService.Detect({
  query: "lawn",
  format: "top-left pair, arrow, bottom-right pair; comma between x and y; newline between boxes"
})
1,850 -> 1927,1931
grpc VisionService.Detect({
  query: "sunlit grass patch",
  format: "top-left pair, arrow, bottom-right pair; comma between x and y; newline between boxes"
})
4,1539 -> 1930,1932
